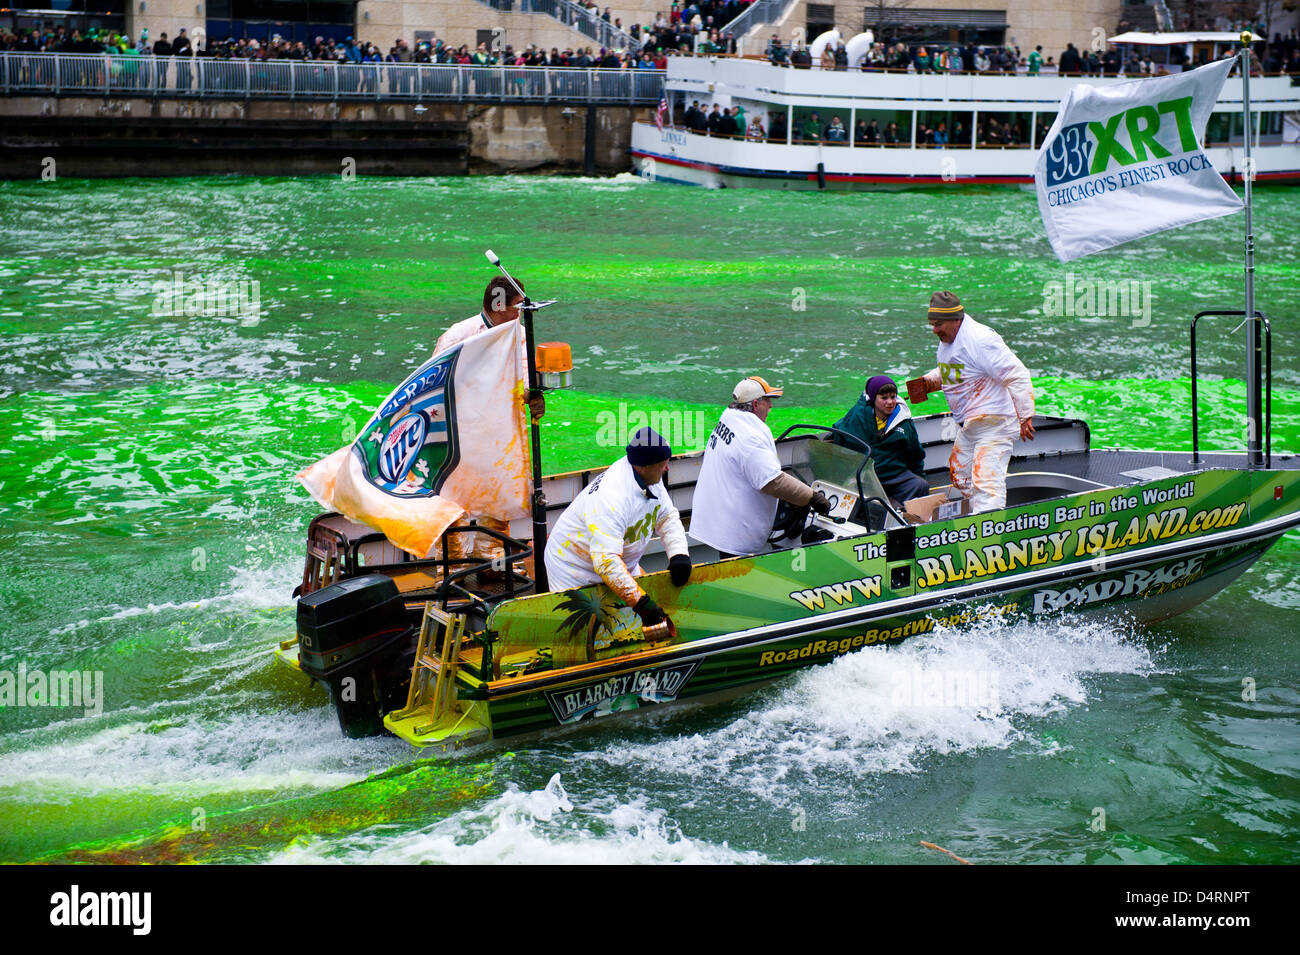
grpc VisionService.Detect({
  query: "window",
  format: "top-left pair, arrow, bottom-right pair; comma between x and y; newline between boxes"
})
976,111 -> 1031,147
852,108 -> 913,146
917,110 -> 972,147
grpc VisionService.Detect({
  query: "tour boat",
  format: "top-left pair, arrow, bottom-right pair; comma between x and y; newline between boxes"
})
629,33 -> 1300,190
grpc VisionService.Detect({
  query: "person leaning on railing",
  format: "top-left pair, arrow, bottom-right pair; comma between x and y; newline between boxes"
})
684,100 -> 703,131
767,111 -> 787,142
801,111 -> 822,142
172,28 -> 192,91
705,103 -> 725,135
151,32 -> 171,87
767,36 -> 789,66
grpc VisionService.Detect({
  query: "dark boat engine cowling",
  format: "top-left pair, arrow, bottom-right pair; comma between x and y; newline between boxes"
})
296,574 -> 418,738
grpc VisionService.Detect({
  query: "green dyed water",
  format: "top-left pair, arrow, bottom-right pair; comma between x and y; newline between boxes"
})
0,175 -> 1296,864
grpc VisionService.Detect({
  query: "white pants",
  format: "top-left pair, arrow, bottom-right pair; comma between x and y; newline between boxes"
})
949,415 -> 1019,513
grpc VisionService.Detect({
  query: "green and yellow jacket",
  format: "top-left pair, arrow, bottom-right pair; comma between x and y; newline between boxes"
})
832,396 -> 926,484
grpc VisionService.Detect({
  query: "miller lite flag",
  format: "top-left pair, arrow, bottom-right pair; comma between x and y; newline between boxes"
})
1035,57 -> 1243,262
298,321 -> 531,558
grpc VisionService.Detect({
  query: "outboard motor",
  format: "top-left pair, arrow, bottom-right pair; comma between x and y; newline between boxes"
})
296,574 -> 417,738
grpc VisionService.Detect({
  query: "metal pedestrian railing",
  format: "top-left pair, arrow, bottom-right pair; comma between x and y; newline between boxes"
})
0,53 -> 664,104
471,0 -> 640,52
721,0 -> 794,47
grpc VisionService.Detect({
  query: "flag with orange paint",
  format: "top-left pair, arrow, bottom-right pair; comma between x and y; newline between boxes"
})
297,321 -> 531,558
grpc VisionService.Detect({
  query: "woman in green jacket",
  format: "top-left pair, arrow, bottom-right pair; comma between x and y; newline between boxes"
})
832,375 -> 931,502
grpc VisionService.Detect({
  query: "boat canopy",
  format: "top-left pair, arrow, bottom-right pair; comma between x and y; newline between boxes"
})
1107,31 -> 1259,69
1107,31 -> 1259,46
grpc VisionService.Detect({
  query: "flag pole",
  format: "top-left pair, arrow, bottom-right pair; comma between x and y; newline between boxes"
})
485,250 -> 550,590
1240,32 -> 1262,468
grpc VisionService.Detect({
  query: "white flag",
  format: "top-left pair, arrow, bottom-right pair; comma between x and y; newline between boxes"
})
298,321 -> 531,558
1035,58 -> 1243,262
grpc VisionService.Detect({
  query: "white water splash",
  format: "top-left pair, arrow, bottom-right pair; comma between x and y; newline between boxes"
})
583,613 -> 1156,798
0,709 -> 402,800
268,773 -> 774,865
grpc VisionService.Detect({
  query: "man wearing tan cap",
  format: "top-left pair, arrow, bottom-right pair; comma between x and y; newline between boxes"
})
689,375 -> 831,558
915,291 -> 1035,513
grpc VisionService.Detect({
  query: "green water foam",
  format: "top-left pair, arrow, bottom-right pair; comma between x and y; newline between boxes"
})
30,757 -> 503,865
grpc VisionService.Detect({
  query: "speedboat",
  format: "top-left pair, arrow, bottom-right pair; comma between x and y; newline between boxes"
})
274,316 -> 1298,751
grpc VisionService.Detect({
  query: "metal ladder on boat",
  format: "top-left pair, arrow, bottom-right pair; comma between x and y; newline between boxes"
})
384,603 -> 491,749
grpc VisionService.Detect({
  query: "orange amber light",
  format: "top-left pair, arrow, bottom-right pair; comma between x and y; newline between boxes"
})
535,342 -> 573,373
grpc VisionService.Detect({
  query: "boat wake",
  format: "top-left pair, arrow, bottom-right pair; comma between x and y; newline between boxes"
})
580,613 -> 1158,800
266,773 -> 775,865
0,709 -> 403,803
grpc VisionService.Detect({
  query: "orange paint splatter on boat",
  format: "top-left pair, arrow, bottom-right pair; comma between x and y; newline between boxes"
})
689,558 -> 754,583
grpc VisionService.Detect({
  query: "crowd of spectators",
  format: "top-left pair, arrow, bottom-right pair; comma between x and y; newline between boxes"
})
1262,29 -> 1300,74
764,29 -> 1300,78
681,99 -> 1042,147
0,2 -> 753,61
3,13 -> 1299,81
0,24 -> 655,69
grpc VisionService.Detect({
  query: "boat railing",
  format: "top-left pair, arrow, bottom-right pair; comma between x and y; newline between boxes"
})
673,51 -> 1300,81
297,512 -> 536,609
659,124 -> 1037,149
1190,311 -> 1272,468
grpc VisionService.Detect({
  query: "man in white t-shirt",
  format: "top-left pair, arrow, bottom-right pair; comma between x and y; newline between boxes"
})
918,290 -> 1035,513
689,375 -> 831,558
434,276 -> 545,569
435,276 -> 546,425
544,427 -> 692,630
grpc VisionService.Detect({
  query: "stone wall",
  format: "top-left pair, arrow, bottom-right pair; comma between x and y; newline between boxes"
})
0,95 -> 645,178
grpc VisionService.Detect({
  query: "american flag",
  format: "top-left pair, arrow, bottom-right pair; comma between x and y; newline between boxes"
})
655,95 -> 667,131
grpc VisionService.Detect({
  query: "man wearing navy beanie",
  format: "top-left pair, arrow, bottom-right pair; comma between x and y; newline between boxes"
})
545,426 -> 692,630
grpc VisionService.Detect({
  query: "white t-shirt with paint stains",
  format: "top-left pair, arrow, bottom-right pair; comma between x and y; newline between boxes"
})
544,456 -> 688,605
928,315 -> 1034,426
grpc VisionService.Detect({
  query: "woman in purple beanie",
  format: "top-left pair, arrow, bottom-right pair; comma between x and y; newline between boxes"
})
832,376 -> 931,503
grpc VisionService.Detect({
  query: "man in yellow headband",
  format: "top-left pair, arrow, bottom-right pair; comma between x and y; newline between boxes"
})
917,290 -> 1034,513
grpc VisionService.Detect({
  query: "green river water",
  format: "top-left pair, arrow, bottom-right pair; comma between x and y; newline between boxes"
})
0,175 -> 1296,864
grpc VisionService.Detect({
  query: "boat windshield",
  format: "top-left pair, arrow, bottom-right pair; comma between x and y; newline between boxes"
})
801,435 -> 891,506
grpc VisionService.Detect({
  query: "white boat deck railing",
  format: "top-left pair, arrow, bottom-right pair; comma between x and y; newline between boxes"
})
662,56 -> 1300,110
651,122 -> 1042,149
0,52 -> 665,104
646,120 -> 1285,152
